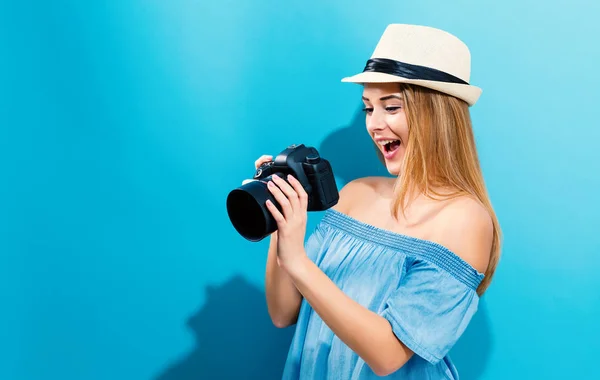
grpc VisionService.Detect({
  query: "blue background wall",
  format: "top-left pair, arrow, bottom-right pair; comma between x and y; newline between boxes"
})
2,1 -> 599,379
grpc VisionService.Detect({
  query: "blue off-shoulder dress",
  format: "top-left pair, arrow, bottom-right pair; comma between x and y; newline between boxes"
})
281,209 -> 484,379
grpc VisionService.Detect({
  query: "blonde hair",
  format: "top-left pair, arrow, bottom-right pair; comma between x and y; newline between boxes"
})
375,83 -> 501,295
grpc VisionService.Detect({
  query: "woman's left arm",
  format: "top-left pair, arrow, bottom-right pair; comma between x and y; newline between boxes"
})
264,174 -> 413,377
284,251 -> 413,376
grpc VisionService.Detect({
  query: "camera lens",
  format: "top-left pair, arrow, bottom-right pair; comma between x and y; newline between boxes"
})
226,179 -> 280,241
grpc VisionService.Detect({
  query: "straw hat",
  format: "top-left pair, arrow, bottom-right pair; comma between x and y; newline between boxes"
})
342,24 -> 482,106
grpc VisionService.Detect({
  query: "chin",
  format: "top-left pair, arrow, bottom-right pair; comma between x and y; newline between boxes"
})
382,151 -> 404,176
378,145 -> 404,177
387,168 -> 400,176
385,162 -> 401,176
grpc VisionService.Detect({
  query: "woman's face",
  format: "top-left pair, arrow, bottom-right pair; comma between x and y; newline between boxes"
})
362,83 -> 409,176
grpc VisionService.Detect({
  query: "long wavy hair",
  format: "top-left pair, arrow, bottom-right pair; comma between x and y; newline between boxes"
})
374,83 -> 501,295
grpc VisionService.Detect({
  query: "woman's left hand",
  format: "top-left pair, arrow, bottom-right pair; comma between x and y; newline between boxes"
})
265,174 -> 308,266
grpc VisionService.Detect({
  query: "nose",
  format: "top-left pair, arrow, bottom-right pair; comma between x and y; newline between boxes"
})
366,109 -> 386,133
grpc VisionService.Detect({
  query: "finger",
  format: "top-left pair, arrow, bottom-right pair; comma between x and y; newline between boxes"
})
254,155 -> 272,168
287,175 -> 308,210
254,155 -> 273,169
265,200 -> 286,225
267,180 -> 293,219
271,175 -> 299,211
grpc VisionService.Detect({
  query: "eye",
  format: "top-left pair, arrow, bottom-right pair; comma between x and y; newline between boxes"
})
385,106 -> 401,113
362,107 -> 373,115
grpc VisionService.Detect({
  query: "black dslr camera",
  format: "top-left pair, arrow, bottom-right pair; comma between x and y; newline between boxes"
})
226,144 -> 339,241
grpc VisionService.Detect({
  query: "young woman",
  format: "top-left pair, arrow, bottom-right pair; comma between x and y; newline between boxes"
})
260,24 -> 501,379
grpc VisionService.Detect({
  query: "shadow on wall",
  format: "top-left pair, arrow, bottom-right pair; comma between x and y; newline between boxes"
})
319,107 -> 390,185
154,275 -> 295,380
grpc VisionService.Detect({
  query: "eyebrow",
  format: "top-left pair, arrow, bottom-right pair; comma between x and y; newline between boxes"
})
362,95 -> 403,102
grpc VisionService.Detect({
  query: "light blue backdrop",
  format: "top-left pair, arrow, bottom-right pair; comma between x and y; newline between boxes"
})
2,1 -> 599,379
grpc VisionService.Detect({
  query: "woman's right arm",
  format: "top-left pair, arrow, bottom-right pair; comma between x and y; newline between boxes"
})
254,155 -> 302,328
265,231 -> 303,328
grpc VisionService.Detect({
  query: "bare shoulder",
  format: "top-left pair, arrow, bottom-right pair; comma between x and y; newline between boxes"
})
434,195 -> 494,274
332,176 -> 393,213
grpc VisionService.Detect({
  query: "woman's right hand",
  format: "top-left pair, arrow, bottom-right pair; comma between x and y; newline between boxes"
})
255,154 -> 273,170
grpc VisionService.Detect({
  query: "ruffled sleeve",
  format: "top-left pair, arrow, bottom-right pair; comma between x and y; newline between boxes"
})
380,257 -> 483,365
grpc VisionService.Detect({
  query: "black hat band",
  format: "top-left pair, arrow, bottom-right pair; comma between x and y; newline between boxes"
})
363,58 -> 469,85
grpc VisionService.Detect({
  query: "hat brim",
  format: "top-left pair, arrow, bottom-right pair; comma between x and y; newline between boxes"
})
341,71 -> 482,106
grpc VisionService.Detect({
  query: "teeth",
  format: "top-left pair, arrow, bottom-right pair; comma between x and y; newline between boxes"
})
378,139 -> 398,146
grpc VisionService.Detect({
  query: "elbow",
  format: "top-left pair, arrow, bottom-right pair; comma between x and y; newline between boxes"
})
271,317 -> 294,329
370,356 -> 409,377
368,327 -> 413,376
371,363 -> 403,377
266,300 -> 300,328
268,311 -> 297,329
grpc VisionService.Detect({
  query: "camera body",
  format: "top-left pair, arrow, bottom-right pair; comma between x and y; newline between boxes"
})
253,144 -> 339,212
226,143 -> 339,241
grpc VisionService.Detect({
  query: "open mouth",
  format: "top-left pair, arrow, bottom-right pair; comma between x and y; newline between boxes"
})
380,139 -> 401,154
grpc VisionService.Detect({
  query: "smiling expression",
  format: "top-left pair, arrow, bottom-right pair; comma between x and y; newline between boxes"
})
362,83 -> 409,176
